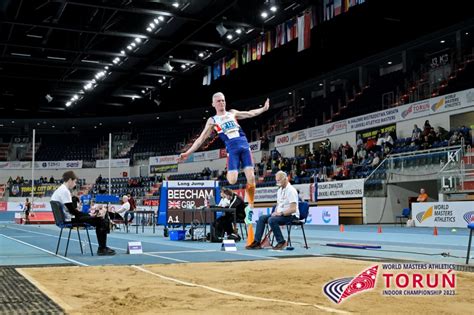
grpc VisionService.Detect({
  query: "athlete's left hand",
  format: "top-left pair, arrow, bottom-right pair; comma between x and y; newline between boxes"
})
263,98 -> 270,111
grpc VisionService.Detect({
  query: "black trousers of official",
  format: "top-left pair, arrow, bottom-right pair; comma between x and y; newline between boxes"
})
72,213 -> 108,249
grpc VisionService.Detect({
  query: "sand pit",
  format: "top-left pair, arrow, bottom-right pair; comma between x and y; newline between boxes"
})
18,257 -> 474,314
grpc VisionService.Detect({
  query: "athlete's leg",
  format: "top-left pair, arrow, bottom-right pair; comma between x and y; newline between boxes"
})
226,150 -> 239,185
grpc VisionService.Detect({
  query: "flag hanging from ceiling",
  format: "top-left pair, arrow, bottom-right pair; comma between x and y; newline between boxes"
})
324,0 -> 334,21
225,59 -> 231,75
221,58 -> 226,76
334,0 -> 342,16
213,61 -> 221,81
256,39 -> 262,60
279,22 -> 287,46
297,10 -> 312,52
265,31 -> 273,53
286,18 -> 297,42
241,46 -> 247,65
275,24 -> 282,49
202,66 -> 211,85
251,40 -> 257,61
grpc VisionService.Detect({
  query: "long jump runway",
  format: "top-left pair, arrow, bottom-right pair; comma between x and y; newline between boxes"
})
1,224 -> 474,314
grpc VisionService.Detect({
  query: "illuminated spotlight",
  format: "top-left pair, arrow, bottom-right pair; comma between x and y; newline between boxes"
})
65,101 -> 72,107
440,40 -> 445,43
163,76 -> 166,80
198,52 -> 205,58
72,94 -> 79,100
141,90 -> 145,94
128,121 -> 132,124
135,37 -> 142,43
261,11 -> 268,19
127,45 -> 133,50
319,83 -> 323,86
235,28 -> 242,35
172,2 -> 179,8
158,79 -> 163,83
146,27 -> 152,32
120,50 -> 125,55
270,6 -> 277,12
149,22 -> 156,29
226,34 -> 233,40
158,16 -> 165,21
112,57 -> 120,64
131,42 -> 137,47
181,64 -> 186,69
104,66 -> 109,70
154,18 -> 160,24
387,61 -> 392,65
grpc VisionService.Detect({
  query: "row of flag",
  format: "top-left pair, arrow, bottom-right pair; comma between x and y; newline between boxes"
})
203,1 -> 365,86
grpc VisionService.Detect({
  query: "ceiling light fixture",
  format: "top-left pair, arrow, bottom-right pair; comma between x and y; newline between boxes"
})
172,2 -> 179,8
261,11 -> 268,18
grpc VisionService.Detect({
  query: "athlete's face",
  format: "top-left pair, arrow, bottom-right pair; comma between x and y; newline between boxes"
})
212,95 -> 226,112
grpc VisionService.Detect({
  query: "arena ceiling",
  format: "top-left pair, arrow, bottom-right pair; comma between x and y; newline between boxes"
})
0,0 -> 472,121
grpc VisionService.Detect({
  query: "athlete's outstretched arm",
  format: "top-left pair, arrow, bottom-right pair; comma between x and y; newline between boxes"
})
178,118 -> 215,162
231,98 -> 269,120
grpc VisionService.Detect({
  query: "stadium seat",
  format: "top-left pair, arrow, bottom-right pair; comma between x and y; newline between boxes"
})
396,208 -> 411,226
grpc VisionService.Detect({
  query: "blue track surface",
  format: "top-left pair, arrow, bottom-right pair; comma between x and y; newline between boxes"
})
1,223 -> 472,266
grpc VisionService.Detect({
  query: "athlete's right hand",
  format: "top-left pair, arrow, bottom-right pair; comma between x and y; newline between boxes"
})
178,152 -> 189,163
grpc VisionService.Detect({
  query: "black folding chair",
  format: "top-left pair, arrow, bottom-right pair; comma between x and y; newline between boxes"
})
50,201 -> 93,257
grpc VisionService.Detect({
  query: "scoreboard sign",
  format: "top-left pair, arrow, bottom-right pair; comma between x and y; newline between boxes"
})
158,180 -> 220,225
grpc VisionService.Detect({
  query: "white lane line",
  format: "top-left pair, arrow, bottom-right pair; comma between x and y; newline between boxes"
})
225,251 -> 279,260
0,233 -> 88,266
147,250 -> 216,254
6,226 -> 189,263
141,253 -> 189,263
132,265 -> 349,314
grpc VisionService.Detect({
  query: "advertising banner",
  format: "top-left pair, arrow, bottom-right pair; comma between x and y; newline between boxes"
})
0,161 -> 31,169
150,164 -> 178,174
149,155 -> 179,165
307,206 -> 339,225
248,140 -> 261,152
317,179 -> 364,199
34,161 -> 83,169
96,158 -> 130,168
9,184 -> 59,197
412,201 -> 474,228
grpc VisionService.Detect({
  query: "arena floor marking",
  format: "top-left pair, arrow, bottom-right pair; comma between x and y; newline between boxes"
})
224,251 -> 279,260
147,249 -> 216,254
132,265 -> 350,314
142,252 -> 190,263
0,233 -> 88,266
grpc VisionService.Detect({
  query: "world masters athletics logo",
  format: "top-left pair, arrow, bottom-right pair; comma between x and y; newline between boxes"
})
323,265 -> 379,304
416,206 -> 433,223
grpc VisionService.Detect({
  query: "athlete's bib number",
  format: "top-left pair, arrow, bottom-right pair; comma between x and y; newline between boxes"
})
227,130 -> 240,139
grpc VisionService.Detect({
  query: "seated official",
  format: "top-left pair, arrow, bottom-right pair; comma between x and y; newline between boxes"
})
109,195 -> 130,222
246,171 -> 299,250
51,171 -> 115,256
211,188 -> 244,242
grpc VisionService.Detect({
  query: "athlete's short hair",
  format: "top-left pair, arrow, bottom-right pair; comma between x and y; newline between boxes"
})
212,92 -> 225,101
